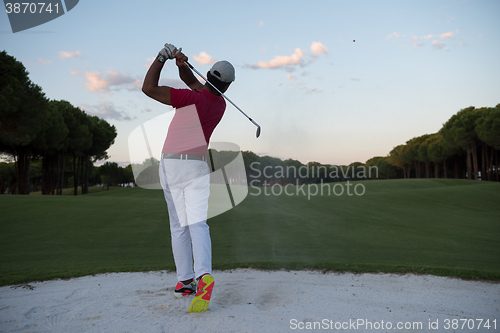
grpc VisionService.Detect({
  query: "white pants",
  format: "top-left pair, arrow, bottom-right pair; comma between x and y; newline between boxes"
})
159,158 -> 212,282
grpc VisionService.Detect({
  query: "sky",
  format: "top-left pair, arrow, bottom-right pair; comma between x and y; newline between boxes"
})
1,0 -> 499,166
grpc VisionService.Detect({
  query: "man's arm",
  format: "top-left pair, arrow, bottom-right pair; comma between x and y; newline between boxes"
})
175,51 -> 203,91
142,56 -> 172,105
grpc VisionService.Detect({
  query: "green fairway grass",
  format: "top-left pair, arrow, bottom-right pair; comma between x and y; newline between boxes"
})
0,179 -> 499,286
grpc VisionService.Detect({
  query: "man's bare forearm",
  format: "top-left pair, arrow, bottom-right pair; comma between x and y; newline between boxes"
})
143,57 -> 164,93
142,57 -> 172,105
174,50 -> 203,90
178,64 -> 199,88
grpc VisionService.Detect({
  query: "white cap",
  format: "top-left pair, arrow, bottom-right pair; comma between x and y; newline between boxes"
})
209,60 -> 235,83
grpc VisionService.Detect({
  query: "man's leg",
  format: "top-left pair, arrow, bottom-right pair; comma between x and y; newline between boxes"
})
188,220 -> 211,278
183,161 -> 214,313
160,159 -> 195,282
168,199 -> 195,282
183,162 -> 211,279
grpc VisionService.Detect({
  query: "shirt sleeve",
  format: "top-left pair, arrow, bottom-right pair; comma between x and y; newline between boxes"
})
170,88 -> 197,109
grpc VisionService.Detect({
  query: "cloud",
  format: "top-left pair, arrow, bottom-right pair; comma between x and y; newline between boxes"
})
73,67 -> 187,94
248,41 -> 327,71
71,68 -> 141,94
310,42 -> 328,55
386,32 -> 400,40
440,31 -> 454,39
59,51 -> 82,60
37,58 -> 51,65
247,42 -> 327,93
388,31 -> 458,50
192,52 -> 217,65
83,72 -> 113,92
431,40 -> 446,50
305,88 -> 320,94
253,48 -> 305,70
78,101 -> 133,121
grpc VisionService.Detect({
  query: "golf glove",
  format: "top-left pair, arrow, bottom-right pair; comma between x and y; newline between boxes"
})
160,43 -> 182,60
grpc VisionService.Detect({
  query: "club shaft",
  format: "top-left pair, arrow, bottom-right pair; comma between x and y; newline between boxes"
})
185,61 -> 260,128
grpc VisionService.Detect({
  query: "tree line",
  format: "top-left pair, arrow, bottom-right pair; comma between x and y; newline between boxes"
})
0,160 -> 135,195
385,105 -> 500,181
241,104 -> 498,184
239,105 -> 499,184
0,51 -> 118,195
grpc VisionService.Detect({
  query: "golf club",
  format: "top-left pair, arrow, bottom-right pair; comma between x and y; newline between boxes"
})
184,60 -> 261,138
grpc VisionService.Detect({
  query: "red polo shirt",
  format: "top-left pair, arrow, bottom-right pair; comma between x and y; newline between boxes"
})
162,88 -> 226,156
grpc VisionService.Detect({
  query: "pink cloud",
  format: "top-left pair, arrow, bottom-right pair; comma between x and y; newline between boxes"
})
440,32 -> 454,39
310,42 -> 328,55
59,51 -> 82,60
72,66 -> 187,94
247,41 -> 328,71
192,52 -> 217,65
255,48 -> 305,69
72,69 -> 141,94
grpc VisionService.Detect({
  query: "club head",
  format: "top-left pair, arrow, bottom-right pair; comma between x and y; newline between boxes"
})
256,126 -> 261,138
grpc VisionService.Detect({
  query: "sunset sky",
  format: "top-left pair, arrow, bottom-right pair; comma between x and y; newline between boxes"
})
1,0 -> 499,165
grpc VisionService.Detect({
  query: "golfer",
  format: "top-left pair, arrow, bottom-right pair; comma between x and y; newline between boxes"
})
142,43 -> 235,313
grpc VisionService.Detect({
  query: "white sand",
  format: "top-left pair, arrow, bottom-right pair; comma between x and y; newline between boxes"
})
0,269 -> 498,332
